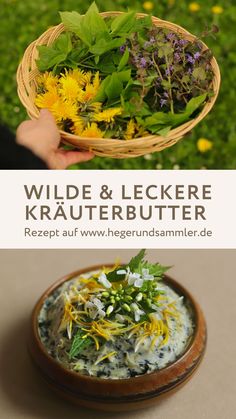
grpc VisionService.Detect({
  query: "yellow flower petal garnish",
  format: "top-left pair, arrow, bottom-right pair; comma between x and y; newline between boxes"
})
94,351 -> 117,365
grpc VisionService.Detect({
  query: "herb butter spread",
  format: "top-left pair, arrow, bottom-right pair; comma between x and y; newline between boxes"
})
38,251 -> 194,379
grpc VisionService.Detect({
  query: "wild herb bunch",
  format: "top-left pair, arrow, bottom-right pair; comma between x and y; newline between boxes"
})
35,2 -> 214,140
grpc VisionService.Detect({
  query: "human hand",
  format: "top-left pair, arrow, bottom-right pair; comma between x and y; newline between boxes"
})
16,109 -> 94,169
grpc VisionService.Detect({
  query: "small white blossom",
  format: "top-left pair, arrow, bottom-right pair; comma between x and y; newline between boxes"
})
117,269 -> 127,275
131,303 -> 145,322
115,314 -> 125,323
134,277 -> 144,287
142,268 -> 154,281
98,272 -> 112,289
127,272 -> 141,286
85,297 -> 105,319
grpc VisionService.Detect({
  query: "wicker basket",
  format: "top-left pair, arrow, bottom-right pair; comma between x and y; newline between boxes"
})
17,12 -> 221,159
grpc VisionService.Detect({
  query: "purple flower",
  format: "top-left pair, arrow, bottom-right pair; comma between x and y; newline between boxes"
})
140,57 -> 147,68
165,65 -> 173,76
160,98 -> 167,108
186,53 -> 195,64
144,36 -> 156,48
179,39 -> 188,46
163,91 -> 169,98
174,52 -> 181,62
120,45 -> 126,54
167,32 -> 175,41
194,51 -> 201,60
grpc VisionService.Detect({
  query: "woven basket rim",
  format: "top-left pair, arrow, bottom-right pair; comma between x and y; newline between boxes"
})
16,11 -> 221,156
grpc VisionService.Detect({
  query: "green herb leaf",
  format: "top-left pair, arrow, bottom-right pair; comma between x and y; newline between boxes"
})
60,3 -> 109,47
105,72 -> 123,100
128,249 -> 146,272
145,112 -> 170,127
116,69 -> 131,82
110,11 -> 136,36
55,32 -> 72,54
69,329 -> 93,359
185,93 -> 207,115
117,47 -> 129,72
36,33 -> 72,71
139,261 -> 170,277
143,94 -> 207,133
157,126 -> 172,136
83,2 -> 109,43
192,67 -> 206,81
106,268 -> 125,282
60,11 -> 92,46
94,75 -> 111,102
89,37 -> 125,56
134,15 -> 152,32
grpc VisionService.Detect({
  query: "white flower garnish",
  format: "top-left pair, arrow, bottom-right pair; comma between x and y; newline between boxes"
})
131,303 -> 145,322
127,272 -> 141,286
115,314 -> 125,323
117,269 -> 127,275
142,268 -> 154,281
98,272 -> 112,289
127,268 -> 154,288
85,297 -> 105,319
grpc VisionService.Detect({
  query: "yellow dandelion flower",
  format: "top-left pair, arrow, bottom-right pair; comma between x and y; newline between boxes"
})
89,102 -> 102,113
137,125 -> 149,138
189,2 -> 200,12
93,71 -> 100,90
71,117 -> 85,136
83,71 -> 93,86
78,84 -> 98,103
37,72 -> 58,91
50,99 -> 78,123
69,69 -> 91,87
197,138 -> 213,153
211,5 -> 223,14
94,108 -> 122,123
124,119 -> 136,140
143,1 -> 154,12
35,87 -> 59,109
59,75 -> 81,102
81,122 -> 104,138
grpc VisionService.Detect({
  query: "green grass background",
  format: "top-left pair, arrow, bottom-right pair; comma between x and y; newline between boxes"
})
1,0 -> 235,169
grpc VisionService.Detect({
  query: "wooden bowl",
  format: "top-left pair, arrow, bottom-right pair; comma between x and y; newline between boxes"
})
29,264 -> 207,411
